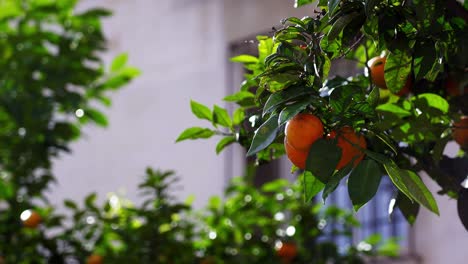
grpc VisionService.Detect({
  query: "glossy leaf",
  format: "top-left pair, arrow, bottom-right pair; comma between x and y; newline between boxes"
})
216,136 -> 236,154
348,160 -> 382,210
263,86 -> 312,116
213,105 -> 233,128
301,171 -> 325,202
246,114 -> 280,156
176,127 -> 215,142
190,100 -> 212,121
306,139 -> 342,183
396,191 -> 419,225
323,163 -> 353,203
384,49 -> 412,94
230,55 -> 259,64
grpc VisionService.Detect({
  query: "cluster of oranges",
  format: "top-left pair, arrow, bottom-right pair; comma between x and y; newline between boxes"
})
284,113 -> 367,170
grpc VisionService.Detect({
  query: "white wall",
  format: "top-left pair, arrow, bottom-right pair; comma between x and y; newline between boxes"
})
50,0 -> 227,209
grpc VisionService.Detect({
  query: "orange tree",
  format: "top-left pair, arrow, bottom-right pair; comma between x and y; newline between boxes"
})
178,0 -> 468,230
0,0 -> 139,262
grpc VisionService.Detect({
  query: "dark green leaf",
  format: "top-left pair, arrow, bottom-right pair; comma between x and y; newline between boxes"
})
328,12 -> 360,41
306,139 -> 342,183
263,86 -> 313,116
384,49 -> 412,94
458,188 -> 468,231
216,136 -> 236,154
323,163 -> 353,202
64,200 -> 78,210
348,160 -> 383,210
176,127 -> 215,142
190,100 -> 212,121
301,171 -> 325,202
213,105 -> 232,128
399,169 -> 439,215
328,0 -> 341,15
367,86 -> 380,107
278,99 -> 312,126
246,114 -> 280,156
396,191 -> 419,225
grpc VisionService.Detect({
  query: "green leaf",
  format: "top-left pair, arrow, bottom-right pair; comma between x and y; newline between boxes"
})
230,55 -> 259,64
399,169 -> 439,215
233,108 -> 245,126
64,199 -> 78,210
367,86 -> 380,107
328,0 -> 340,15
278,99 -> 311,126
190,100 -> 212,121
328,12 -> 360,41
411,93 -> 449,114
0,179 -> 14,199
306,139 -> 342,183
376,103 -> 411,118
348,160 -> 383,210
213,105 -> 232,128
396,191 -> 419,225
323,164 -> 353,202
176,127 -> 215,142
263,86 -> 312,116
383,161 -> 413,202
85,193 -> 97,208
216,136 -> 236,154
223,91 -> 255,105
384,49 -> 412,94
294,0 -> 316,8
261,73 -> 300,92
301,171 -> 325,202
413,40 -> 438,81
262,179 -> 290,192
84,108 -> 108,127
111,53 -> 128,72
246,114 -> 280,156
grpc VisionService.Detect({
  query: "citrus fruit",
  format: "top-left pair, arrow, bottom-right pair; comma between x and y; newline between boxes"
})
453,116 -> 468,149
285,113 -> 324,151
284,138 -> 308,169
327,126 -> 367,170
20,210 -> 42,229
86,254 -> 103,264
368,56 -> 387,89
276,242 -> 298,259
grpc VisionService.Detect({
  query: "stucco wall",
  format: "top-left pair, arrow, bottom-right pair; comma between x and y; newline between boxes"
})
50,0 -> 227,209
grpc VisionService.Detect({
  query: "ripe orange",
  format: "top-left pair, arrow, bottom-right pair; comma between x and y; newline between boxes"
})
453,116 -> 468,149
21,210 -> 42,229
277,242 -> 298,259
86,254 -> 103,264
368,56 -> 387,89
368,56 -> 412,96
327,126 -> 367,170
446,77 -> 467,97
284,138 -> 308,169
285,113 -> 324,151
